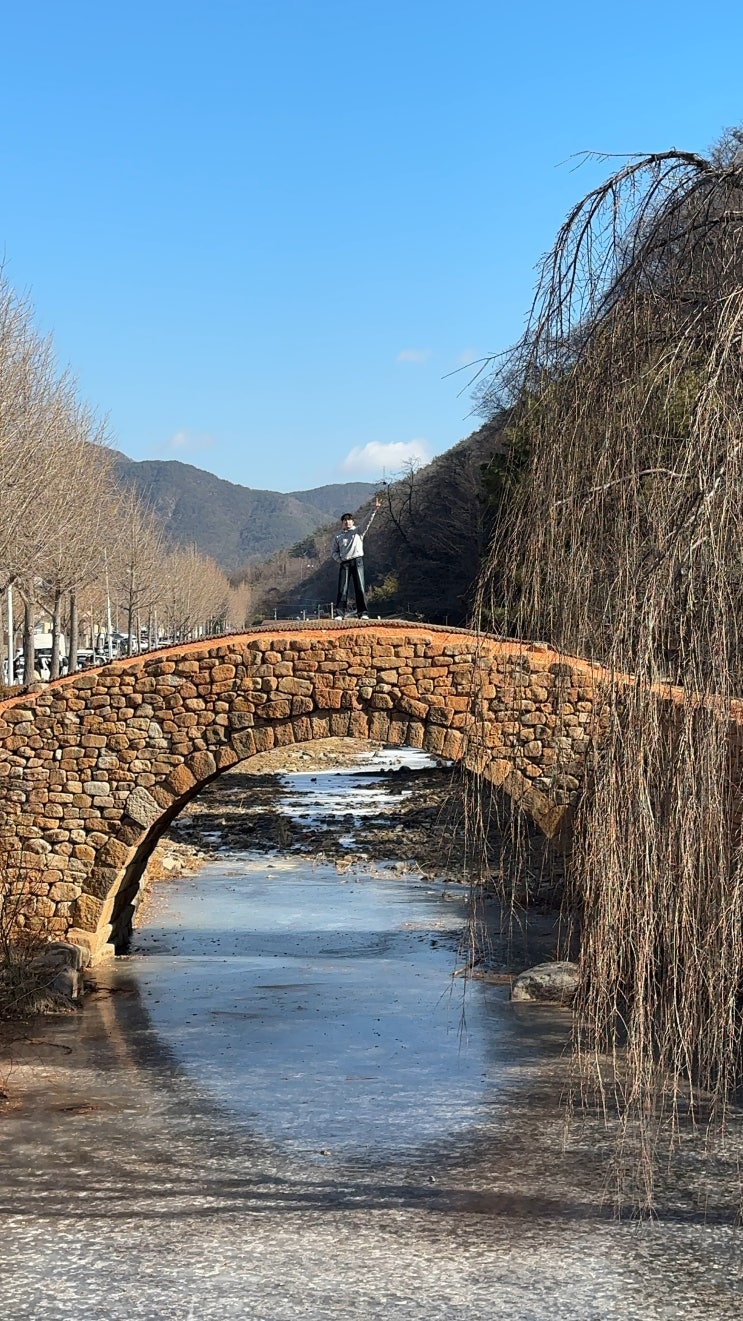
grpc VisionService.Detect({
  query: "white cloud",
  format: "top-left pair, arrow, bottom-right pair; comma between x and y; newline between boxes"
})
340,438 -> 432,478
154,429 -> 216,457
456,348 -> 481,367
396,348 -> 432,365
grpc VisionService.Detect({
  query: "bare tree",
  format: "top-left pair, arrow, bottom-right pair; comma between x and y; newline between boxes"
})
108,491 -> 164,654
0,280 -> 90,679
226,580 -> 251,631
376,435 -> 499,620
158,545 -> 230,642
37,405 -> 116,676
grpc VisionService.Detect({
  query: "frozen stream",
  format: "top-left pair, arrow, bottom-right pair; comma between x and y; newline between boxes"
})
1,752 -> 742,1319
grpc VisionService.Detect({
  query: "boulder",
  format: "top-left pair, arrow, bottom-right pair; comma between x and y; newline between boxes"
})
49,966 -> 80,999
510,960 -> 579,1005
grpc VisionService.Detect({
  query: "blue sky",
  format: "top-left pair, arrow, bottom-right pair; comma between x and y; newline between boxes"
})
1,1 -> 741,491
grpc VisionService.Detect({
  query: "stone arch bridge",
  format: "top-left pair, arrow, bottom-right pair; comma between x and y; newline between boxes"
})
0,622 -> 610,960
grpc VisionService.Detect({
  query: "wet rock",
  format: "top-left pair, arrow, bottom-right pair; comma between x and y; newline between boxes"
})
40,941 -> 91,971
49,966 -> 80,999
13,939 -> 91,1010
510,960 -> 579,1005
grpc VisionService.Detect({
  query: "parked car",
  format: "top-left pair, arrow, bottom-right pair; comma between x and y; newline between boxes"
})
11,650 -> 53,682
74,650 -> 106,669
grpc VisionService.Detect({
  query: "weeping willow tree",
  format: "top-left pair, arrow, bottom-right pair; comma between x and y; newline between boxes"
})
475,131 -> 743,1209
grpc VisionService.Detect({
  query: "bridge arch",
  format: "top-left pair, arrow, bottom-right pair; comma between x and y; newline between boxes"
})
0,623 -> 607,959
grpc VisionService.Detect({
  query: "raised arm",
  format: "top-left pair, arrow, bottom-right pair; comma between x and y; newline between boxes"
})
361,498 -> 382,537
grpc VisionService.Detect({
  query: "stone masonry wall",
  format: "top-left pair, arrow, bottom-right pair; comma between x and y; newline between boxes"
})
0,624 -> 609,960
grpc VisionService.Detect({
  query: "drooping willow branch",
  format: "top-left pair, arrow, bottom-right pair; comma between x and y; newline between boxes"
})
474,130 -> 743,1213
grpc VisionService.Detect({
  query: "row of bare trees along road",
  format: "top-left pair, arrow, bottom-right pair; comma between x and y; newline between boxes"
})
0,271 -> 250,683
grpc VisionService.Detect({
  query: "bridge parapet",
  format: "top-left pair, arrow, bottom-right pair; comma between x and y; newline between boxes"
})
0,623 -> 609,959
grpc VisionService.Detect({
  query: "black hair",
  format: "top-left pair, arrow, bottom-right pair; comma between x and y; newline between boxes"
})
341,512 -> 353,521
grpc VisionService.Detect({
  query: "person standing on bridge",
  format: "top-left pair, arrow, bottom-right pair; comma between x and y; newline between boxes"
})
332,498 -> 382,620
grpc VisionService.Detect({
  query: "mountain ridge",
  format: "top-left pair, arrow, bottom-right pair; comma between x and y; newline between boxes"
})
111,452 -> 375,568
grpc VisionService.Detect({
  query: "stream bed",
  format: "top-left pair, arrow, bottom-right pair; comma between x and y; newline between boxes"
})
2,751 -> 742,1319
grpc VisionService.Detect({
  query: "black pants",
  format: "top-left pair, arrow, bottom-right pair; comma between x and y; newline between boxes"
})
336,557 -> 367,615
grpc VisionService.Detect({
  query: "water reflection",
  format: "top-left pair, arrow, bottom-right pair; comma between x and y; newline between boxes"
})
114,855 -> 513,1154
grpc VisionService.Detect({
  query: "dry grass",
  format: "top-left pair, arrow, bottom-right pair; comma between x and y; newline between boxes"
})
0,849 -> 59,1019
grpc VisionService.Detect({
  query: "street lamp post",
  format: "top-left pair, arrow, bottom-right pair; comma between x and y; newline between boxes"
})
104,549 -> 113,661
6,584 -> 13,682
